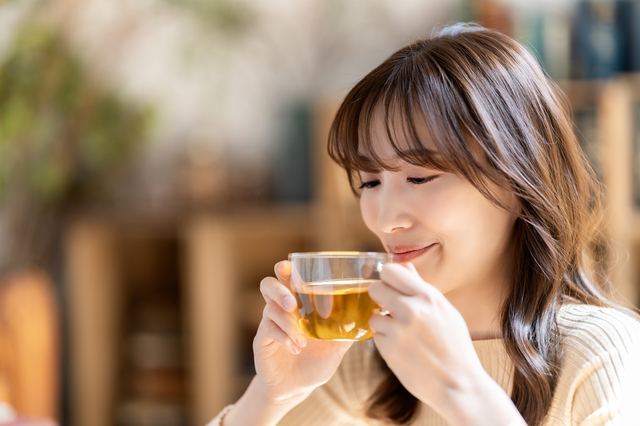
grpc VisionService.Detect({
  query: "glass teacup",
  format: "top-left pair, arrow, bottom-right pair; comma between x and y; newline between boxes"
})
288,252 -> 392,341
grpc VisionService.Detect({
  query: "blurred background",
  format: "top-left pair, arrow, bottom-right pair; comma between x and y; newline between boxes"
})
1,0 -> 640,425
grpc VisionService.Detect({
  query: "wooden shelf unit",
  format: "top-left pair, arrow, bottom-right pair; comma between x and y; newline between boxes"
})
63,196 -> 377,426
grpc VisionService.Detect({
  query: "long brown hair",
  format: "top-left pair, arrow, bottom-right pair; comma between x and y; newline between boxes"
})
327,23 -> 625,425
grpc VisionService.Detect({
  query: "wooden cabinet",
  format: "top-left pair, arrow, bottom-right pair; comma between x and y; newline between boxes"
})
63,203 -> 375,426
182,206 -> 315,424
64,207 -> 306,426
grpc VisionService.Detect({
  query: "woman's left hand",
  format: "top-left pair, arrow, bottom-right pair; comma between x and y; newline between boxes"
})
368,263 -> 489,416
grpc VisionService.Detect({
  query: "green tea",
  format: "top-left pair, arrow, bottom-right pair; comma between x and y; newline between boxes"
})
292,279 -> 379,341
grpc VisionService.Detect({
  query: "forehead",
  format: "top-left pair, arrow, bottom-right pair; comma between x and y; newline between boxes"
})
357,108 -> 439,162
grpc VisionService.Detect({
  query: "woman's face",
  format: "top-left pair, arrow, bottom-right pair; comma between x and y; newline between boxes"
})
358,118 -> 520,300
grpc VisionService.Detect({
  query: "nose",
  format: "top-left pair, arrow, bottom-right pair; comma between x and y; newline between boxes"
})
376,185 -> 413,233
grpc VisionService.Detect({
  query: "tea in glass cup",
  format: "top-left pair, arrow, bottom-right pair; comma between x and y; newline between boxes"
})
288,252 -> 392,341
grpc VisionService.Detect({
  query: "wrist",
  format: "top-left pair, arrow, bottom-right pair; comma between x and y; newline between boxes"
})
252,376 -> 313,408
223,376 -> 311,426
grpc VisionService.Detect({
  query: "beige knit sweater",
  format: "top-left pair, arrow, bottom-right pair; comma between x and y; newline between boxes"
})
208,304 -> 640,425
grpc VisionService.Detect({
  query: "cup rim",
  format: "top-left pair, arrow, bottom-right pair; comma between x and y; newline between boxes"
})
288,251 -> 391,259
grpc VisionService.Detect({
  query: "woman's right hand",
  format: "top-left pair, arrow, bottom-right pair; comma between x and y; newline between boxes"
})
253,260 -> 353,405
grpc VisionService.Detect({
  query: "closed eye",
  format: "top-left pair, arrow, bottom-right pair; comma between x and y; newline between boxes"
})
358,175 -> 440,190
408,175 -> 441,185
358,180 -> 380,189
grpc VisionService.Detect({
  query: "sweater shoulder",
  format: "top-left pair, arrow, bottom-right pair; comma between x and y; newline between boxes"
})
557,303 -> 640,362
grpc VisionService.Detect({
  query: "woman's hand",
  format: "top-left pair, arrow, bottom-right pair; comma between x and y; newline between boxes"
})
253,261 -> 353,405
368,263 -> 507,422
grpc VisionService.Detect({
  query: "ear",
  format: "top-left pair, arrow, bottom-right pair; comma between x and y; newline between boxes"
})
509,192 -> 522,217
488,179 -> 522,218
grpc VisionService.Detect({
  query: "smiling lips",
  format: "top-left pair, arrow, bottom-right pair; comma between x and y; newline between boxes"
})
389,244 -> 436,263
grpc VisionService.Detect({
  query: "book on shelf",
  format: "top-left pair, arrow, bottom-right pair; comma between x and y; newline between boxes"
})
616,0 -> 640,72
571,0 -> 640,78
572,0 -> 622,79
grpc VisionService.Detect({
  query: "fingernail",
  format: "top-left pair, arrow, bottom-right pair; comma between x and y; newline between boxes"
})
296,336 -> 307,347
290,345 -> 301,354
283,296 -> 297,311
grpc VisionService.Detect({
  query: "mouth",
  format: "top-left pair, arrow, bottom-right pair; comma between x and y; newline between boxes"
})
388,244 -> 436,263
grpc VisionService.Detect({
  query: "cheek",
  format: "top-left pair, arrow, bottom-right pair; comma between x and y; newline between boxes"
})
440,188 -> 517,266
424,180 -> 499,252
359,194 -> 380,235
415,180 -> 464,237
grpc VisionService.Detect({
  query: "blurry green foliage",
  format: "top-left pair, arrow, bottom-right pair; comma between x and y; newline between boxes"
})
0,20 -> 153,202
162,0 -> 255,34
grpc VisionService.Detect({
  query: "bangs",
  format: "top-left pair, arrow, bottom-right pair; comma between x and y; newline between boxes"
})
355,91 -> 453,174
328,46 -> 492,194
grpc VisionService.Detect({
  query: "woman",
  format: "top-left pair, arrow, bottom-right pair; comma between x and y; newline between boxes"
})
209,23 -> 640,425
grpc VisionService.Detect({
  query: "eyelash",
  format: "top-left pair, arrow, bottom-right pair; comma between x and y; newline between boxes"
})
357,175 -> 440,190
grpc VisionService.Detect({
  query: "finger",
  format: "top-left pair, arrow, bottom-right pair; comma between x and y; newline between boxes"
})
368,280 -> 410,319
369,311 -> 395,335
281,260 -> 308,293
255,318 -> 302,355
380,263 -> 433,297
263,302 -> 307,348
260,276 -> 298,312
274,261 -> 292,286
